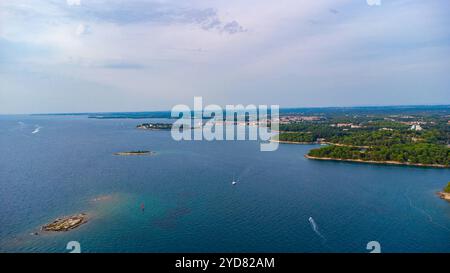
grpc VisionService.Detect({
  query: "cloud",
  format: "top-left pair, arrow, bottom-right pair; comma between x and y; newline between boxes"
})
329,8 -> 339,14
194,9 -> 246,34
221,21 -> 246,34
75,24 -> 87,36
185,8 -> 246,34
366,0 -> 381,6
2,1 -> 247,36
67,0 -> 81,6
57,1 -> 247,34
1,0 -> 450,113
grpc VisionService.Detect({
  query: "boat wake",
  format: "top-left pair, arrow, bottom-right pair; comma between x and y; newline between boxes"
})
404,189 -> 450,232
231,166 -> 253,185
32,126 -> 42,134
309,216 -> 327,242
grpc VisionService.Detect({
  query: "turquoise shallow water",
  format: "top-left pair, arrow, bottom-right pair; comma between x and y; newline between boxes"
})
0,115 -> 449,253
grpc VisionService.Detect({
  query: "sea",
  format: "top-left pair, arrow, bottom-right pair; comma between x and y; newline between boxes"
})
0,114 -> 449,253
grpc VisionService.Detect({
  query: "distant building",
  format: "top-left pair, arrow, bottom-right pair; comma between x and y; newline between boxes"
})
336,123 -> 353,128
401,121 -> 427,126
278,115 -> 322,124
410,124 -> 423,131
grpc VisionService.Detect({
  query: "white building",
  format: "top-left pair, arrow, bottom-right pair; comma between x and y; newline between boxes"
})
410,124 -> 423,131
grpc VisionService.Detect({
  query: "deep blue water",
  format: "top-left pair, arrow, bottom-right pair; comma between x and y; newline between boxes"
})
0,115 -> 449,253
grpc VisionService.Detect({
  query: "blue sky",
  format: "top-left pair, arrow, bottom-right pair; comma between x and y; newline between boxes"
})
0,0 -> 449,114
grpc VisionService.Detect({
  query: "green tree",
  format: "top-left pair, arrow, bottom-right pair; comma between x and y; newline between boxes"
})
444,182 -> 450,193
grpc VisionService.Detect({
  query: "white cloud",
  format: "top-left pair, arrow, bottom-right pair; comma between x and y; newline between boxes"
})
367,0 -> 381,6
75,24 -> 87,36
67,0 -> 81,6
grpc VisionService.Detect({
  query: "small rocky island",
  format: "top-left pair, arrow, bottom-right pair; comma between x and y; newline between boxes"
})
137,122 -> 191,130
438,182 -> 450,202
114,151 -> 155,156
137,123 -> 173,130
42,213 -> 87,232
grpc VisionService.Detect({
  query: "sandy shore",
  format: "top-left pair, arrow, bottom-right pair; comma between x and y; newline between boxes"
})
437,192 -> 450,201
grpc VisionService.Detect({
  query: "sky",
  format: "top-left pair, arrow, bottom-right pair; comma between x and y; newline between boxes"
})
0,0 -> 449,114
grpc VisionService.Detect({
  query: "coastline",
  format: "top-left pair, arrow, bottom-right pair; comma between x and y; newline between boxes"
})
437,191 -> 450,202
304,155 -> 449,168
270,138 -> 370,148
272,136 -> 448,169
269,139 -> 317,145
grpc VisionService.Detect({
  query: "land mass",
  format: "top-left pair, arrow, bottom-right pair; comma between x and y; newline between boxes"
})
438,192 -> 450,201
137,123 -> 173,130
274,107 -> 449,168
270,139 -> 318,145
42,213 -> 87,232
114,151 -> 155,156
438,182 -> 450,202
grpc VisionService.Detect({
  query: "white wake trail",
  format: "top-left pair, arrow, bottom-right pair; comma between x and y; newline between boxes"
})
404,190 -> 450,232
32,125 -> 42,134
309,216 -> 326,241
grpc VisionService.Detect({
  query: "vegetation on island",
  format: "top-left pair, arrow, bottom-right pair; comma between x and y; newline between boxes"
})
438,182 -> 450,202
276,132 -> 316,143
444,182 -> 450,193
307,143 -> 449,166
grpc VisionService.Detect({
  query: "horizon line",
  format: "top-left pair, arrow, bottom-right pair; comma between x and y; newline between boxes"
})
1,104 -> 450,116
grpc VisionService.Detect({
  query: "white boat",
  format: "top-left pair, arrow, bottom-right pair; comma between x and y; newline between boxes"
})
232,177 -> 238,185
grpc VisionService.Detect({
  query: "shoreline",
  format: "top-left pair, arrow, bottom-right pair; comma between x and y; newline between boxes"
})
437,191 -> 450,202
270,139 -> 317,145
305,155 -> 449,168
271,138 -> 370,148
272,136 -> 448,168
